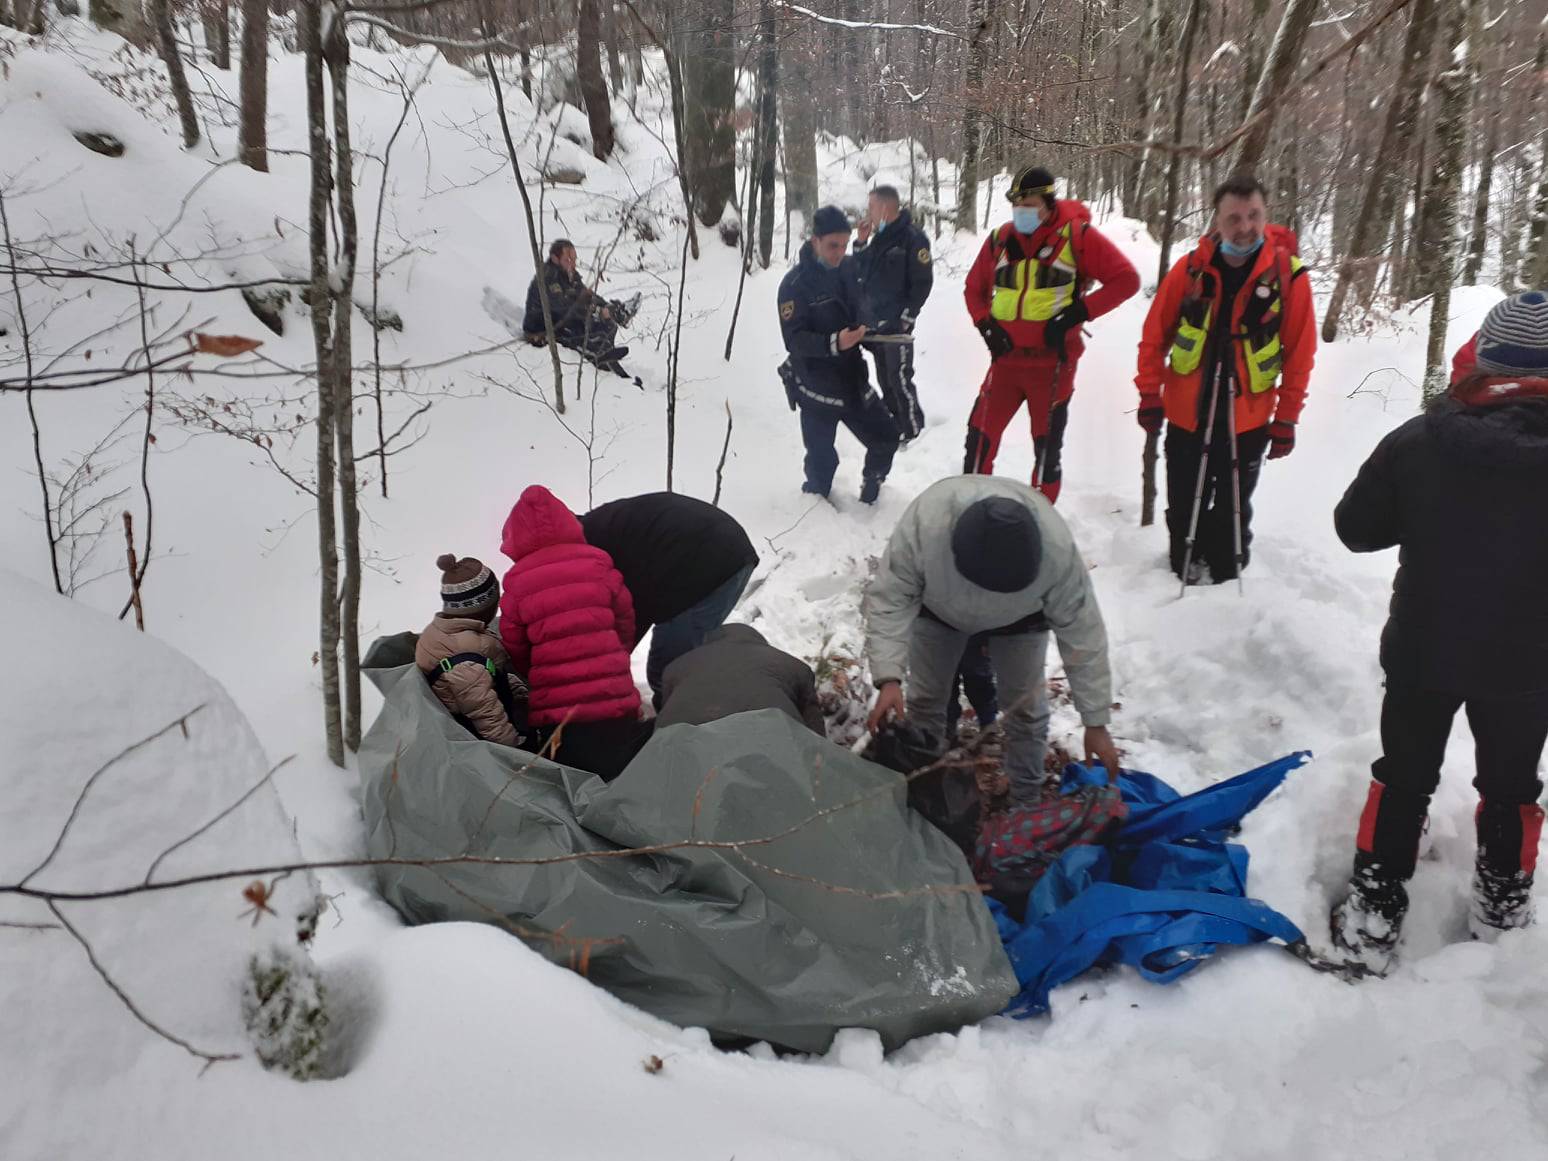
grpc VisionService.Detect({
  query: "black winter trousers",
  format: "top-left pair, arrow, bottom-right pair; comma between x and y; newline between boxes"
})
867,341 -> 924,440
798,396 -> 899,495
1359,684 -> 1548,878
1163,422 -> 1270,581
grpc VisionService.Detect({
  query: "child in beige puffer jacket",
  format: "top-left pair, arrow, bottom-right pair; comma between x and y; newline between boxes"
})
415,554 -> 523,747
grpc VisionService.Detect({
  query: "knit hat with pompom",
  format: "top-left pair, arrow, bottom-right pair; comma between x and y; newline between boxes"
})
437,553 -> 500,621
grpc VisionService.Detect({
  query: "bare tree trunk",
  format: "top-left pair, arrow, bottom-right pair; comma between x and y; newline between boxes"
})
682,0 -> 736,230
602,0 -> 625,94
1528,140 -> 1548,290
1463,45 -> 1500,287
238,0 -> 269,171
1156,0 -> 1203,284
956,0 -> 991,233
1421,0 -> 1476,402
1125,0 -> 1159,211
202,0 -> 230,69
577,0 -> 615,160
1321,0 -> 1439,343
150,0 -> 201,148
755,0 -> 778,269
1231,0 -> 1322,176
780,14 -> 818,233
89,0 -> 149,44
302,0 -> 343,768
324,5 -> 362,753
625,1 -> 698,256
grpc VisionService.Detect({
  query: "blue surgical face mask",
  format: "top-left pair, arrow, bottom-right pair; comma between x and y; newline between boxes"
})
874,218 -> 888,235
1219,235 -> 1264,259
1011,206 -> 1040,234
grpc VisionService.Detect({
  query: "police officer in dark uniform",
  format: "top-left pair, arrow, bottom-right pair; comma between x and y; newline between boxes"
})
777,206 -> 900,505
852,185 -> 934,442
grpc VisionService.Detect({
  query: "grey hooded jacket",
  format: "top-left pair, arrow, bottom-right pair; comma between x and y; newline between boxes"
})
863,476 -> 1113,727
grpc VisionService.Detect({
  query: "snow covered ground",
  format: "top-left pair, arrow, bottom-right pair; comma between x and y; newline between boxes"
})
3,21 -> 1547,1161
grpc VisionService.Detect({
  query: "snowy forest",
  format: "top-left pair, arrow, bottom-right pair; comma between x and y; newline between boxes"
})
3,0 -> 1548,1158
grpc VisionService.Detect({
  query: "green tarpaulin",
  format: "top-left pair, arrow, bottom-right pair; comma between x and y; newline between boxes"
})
360,634 -> 1017,1053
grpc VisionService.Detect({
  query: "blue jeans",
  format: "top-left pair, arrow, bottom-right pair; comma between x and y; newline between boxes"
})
646,563 -> 756,698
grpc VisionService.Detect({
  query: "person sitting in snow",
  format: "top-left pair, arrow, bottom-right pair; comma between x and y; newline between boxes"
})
863,475 -> 1121,805
776,205 -> 900,505
1329,291 -> 1548,973
415,554 -> 525,747
498,485 -> 648,780
655,624 -> 826,736
523,238 -> 641,385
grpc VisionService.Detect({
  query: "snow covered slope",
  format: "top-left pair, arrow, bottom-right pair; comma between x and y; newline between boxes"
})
3,20 -> 1548,1161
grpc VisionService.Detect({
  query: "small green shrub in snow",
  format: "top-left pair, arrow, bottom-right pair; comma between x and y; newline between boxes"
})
242,944 -> 329,1081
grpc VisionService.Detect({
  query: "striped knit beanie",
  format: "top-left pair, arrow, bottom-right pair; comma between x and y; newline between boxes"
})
1475,291 -> 1548,378
437,553 -> 500,620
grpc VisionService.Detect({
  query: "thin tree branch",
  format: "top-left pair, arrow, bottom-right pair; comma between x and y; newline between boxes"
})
143,756 -> 296,885
19,706 -> 208,889
46,901 -> 239,1070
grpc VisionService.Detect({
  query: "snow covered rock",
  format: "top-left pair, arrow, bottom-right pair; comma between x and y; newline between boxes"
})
0,571 -> 325,1122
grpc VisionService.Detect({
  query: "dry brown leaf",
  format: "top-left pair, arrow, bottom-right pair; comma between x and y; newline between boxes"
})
192,332 -> 263,357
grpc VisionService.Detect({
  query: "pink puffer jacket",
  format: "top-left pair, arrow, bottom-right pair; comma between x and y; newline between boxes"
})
498,485 -> 641,726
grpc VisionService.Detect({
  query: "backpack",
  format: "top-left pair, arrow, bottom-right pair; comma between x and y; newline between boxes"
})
975,786 -> 1128,920
428,652 -> 530,742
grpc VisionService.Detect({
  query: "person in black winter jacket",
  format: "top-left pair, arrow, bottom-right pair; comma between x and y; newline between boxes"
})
578,492 -> 759,701
523,239 -> 639,382
655,624 -> 826,736
777,206 -> 900,504
1329,290 -> 1548,973
852,186 -> 934,441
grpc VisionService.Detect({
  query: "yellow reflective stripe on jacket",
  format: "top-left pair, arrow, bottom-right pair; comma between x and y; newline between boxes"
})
989,225 -> 1078,322
1168,254 -> 1300,391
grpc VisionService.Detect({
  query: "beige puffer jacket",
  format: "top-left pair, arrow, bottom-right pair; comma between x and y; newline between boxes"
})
414,615 -> 521,746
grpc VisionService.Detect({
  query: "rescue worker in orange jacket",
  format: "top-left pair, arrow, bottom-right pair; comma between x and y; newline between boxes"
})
1136,175 -> 1316,584
964,165 -> 1140,504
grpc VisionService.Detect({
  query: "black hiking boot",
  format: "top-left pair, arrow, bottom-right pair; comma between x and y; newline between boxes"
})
1329,852 -> 1409,977
859,475 -> 882,505
1470,801 -> 1543,941
801,481 -> 829,500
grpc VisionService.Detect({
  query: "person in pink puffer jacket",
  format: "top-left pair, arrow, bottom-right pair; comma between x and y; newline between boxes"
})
499,484 -> 645,778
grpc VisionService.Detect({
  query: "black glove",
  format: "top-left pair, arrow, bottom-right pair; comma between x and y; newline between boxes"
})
975,317 -> 1015,360
1043,301 -> 1090,358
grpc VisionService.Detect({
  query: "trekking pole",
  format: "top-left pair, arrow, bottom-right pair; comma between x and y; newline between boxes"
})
1177,363 -> 1224,599
1031,355 -> 1065,490
1225,371 -> 1247,596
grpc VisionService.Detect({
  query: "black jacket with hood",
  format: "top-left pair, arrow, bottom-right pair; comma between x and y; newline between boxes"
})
655,625 -> 826,735
851,209 -> 934,332
1334,381 -> 1548,697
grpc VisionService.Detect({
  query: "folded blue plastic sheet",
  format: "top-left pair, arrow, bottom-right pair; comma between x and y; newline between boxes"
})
996,752 -> 1311,1015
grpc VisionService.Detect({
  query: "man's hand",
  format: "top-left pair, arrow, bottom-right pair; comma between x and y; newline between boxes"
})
1043,300 -> 1089,358
1137,393 -> 1164,434
855,217 -> 873,245
838,324 -> 869,351
1267,419 -> 1296,459
1083,726 -> 1121,784
975,317 -> 1015,360
867,681 -> 905,734
599,306 -> 612,321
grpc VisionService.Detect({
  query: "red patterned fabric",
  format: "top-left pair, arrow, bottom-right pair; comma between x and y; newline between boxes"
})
499,485 -> 641,727
976,786 -> 1128,883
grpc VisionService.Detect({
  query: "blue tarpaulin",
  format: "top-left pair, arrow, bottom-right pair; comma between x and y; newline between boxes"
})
994,752 -> 1311,1016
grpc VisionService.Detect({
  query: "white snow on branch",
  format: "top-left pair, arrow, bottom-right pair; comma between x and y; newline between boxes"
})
775,1 -> 964,39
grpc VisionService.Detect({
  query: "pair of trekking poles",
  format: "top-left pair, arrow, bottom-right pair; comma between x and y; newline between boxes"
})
1170,362 -> 1244,600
